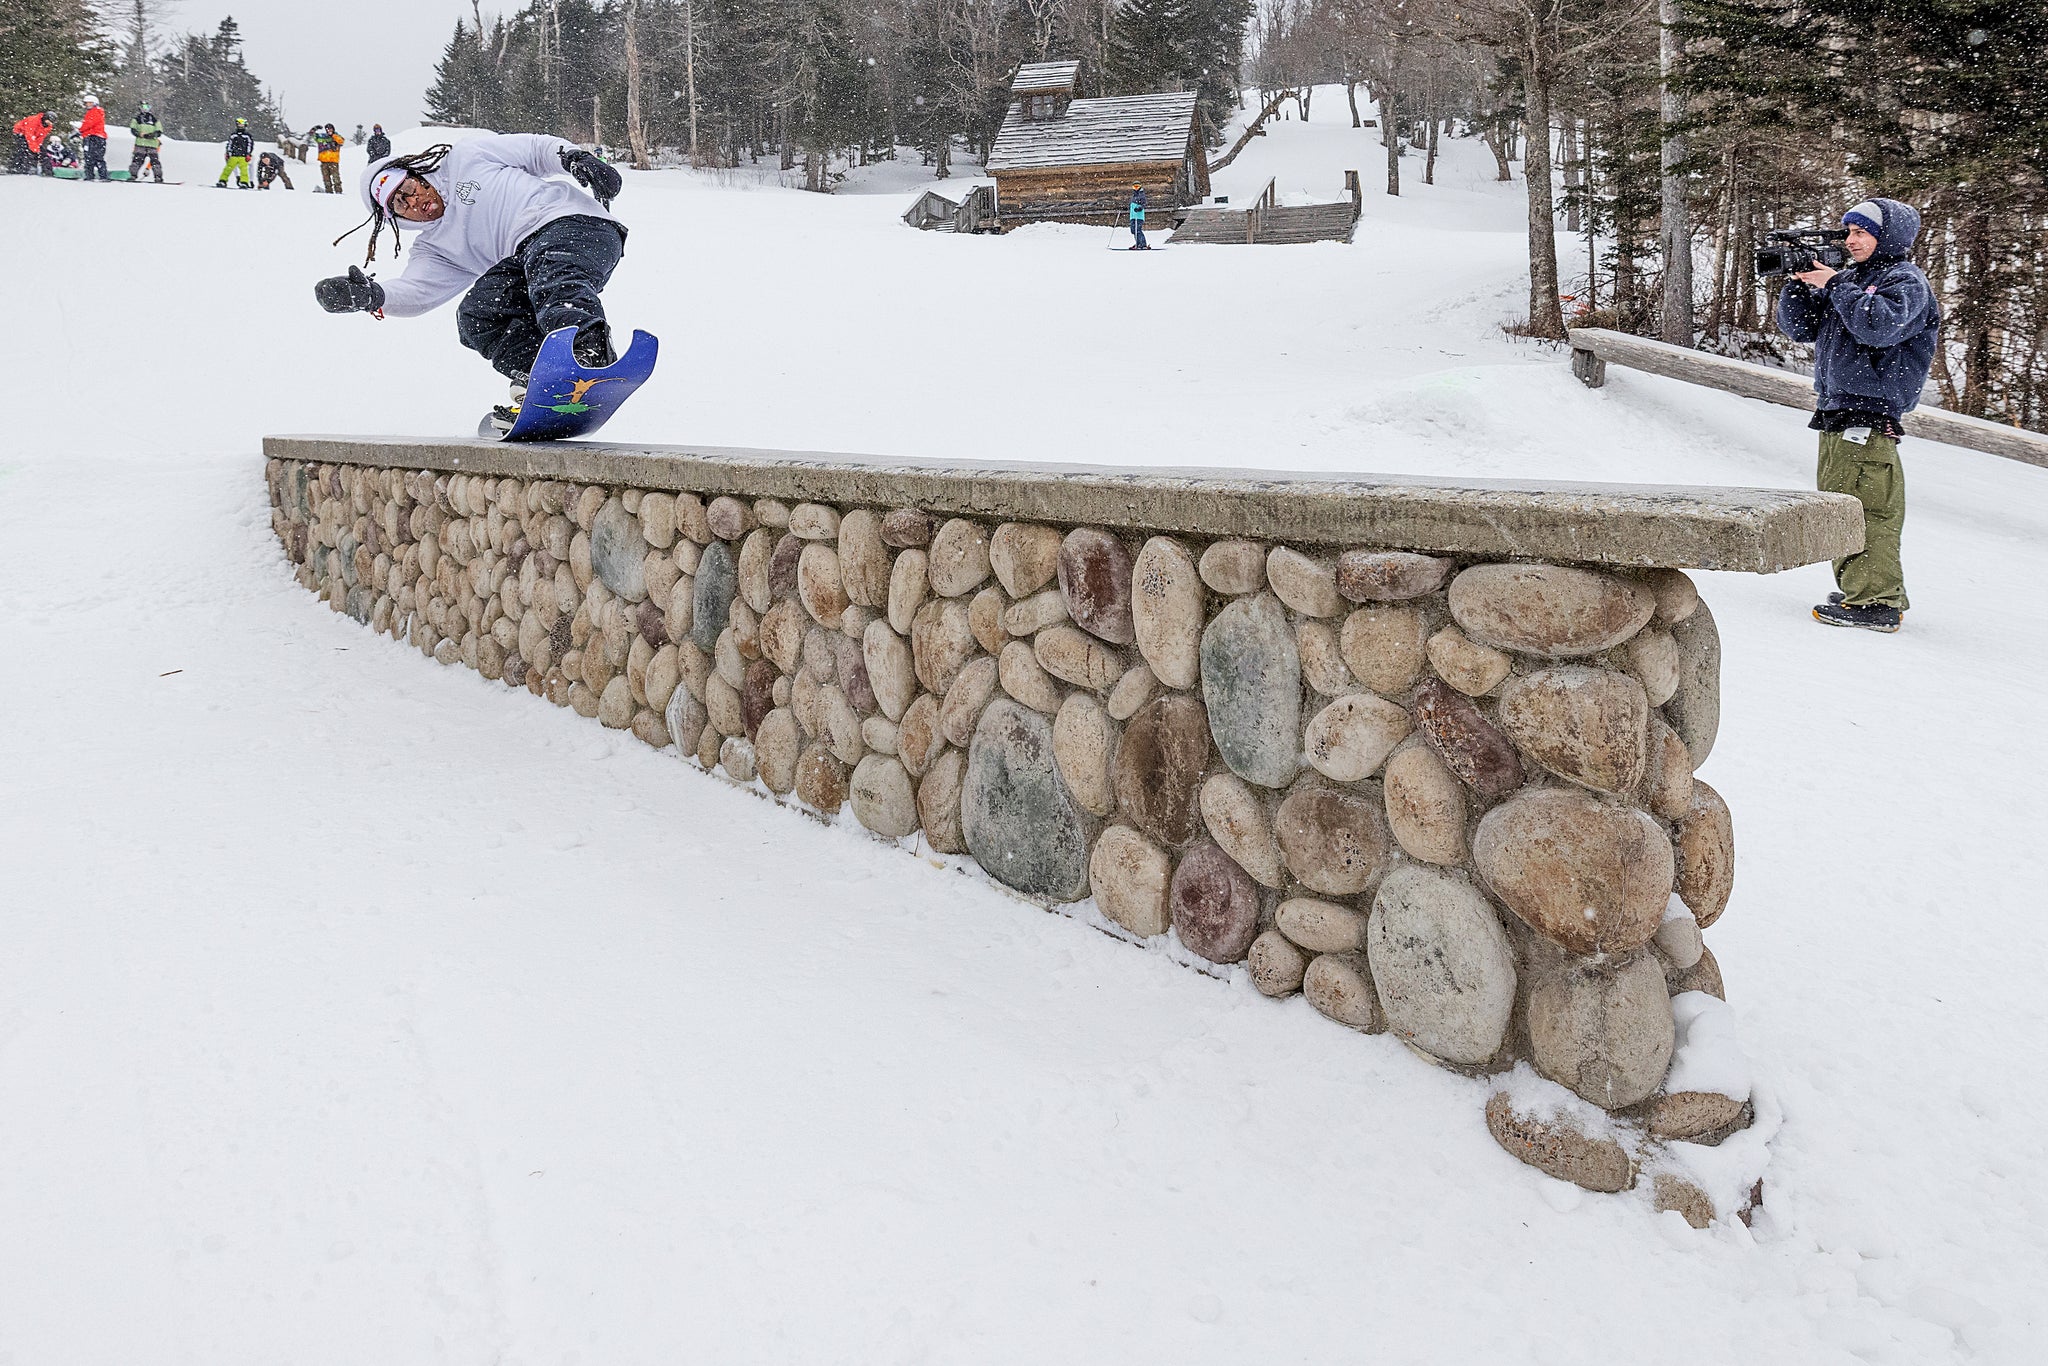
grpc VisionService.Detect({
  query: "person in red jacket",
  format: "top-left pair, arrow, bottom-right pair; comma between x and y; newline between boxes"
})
76,95 -> 109,182
11,111 -> 53,175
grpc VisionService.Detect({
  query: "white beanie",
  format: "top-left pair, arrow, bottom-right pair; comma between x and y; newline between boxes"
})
1842,200 -> 1885,235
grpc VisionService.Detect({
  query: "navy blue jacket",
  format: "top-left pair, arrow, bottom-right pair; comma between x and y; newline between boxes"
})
1776,198 -> 1941,421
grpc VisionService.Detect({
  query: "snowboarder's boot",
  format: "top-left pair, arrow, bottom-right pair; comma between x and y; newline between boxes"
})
1812,601 -> 1902,633
572,325 -> 616,370
485,379 -> 529,437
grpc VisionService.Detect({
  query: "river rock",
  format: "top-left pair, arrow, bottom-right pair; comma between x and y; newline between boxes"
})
1448,563 -> 1655,658
760,599 -> 805,675
1426,626 -> 1511,697
705,672 -> 744,739
939,655 -> 1001,748
1130,536 -> 1202,688
1665,600 -> 1721,770
644,644 -> 682,714
1112,695 -> 1211,845
1089,825 -> 1171,937
664,574 -> 696,646
1200,594 -> 1301,789
1339,606 -> 1427,694
1668,943 -> 1724,1000
719,735 -> 757,783
1473,788 -> 1674,954
1653,908 -> 1704,971
897,694 -> 941,777
1382,744 -> 1468,865
1053,693 -> 1118,817
837,509 -> 890,607
1674,780 -> 1734,927
1497,666 -> 1649,794
863,620 -> 916,721
927,518 -> 991,597
990,523 -> 1063,597
1367,865 -> 1517,1066
1622,628 -> 1681,707
1266,547 -> 1342,618
789,502 -> 839,540
759,532 -> 799,604
1277,897 -> 1368,954
639,492 -> 676,549
1169,843 -> 1259,963
1527,954 -> 1675,1110
754,498 -> 790,530
962,700 -> 1092,901
1275,786 -> 1390,896
881,507 -> 932,548
690,540 -> 737,652
1483,1092 -> 1635,1194
998,639 -> 1064,714
917,747 -> 967,852
819,684 -> 864,765
737,527 -> 777,613
1336,550 -> 1454,602
1198,772 -> 1286,888
706,495 -> 754,541
963,588 -> 1003,656
1296,621 -> 1350,696
742,657 -> 777,739
797,543 -> 848,628
1304,951 -> 1384,1030
887,549 -> 929,634
1004,588 -> 1068,637
1649,1091 -> 1746,1142
597,675 -> 635,729
589,499 -> 649,602
1107,664 -> 1160,721
862,714 -> 899,757
1413,678 -> 1524,798
1248,931 -> 1310,997
795,741 -> 849,813
1645,568 -> 1699,624
1198,539 -> 1265,595
850,755 -> 918,837
1638,714 -> 1695,819
1304,692 -> 1412,782
756,708 -> 800,793
911,597 -> 977,695
1057,528 -> 1136,644
1035,625 -> 1121,691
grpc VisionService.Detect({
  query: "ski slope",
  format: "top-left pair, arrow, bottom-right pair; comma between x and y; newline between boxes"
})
2,95 -> 2044,1364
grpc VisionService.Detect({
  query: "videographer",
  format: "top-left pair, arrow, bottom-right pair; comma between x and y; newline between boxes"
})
1776,198 -> 1941,634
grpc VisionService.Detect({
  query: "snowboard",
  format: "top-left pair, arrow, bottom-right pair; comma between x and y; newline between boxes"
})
482,325 -> 659,443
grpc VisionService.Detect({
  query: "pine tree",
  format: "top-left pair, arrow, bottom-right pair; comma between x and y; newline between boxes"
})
0,0 -> 113,117
153,17 -> 288,140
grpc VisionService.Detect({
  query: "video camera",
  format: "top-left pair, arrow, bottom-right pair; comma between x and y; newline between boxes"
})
1756,228 -> 1850,277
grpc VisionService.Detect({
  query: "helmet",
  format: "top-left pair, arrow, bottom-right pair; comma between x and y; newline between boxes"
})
84,94 -> 99,106
236,116 -> 247,126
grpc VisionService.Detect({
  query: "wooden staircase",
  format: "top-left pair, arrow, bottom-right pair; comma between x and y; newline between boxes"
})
1169,172 -> 1361,246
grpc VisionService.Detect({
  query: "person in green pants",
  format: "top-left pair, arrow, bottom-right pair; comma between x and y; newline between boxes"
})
128,103 -> 163,181
217,117 -> 255,188
1776,196 -> 1940,634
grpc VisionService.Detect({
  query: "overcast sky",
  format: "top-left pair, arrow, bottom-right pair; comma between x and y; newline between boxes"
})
160,2 -> 479,131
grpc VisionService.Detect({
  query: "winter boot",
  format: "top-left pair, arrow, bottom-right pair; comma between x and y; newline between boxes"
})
1826,591 -> 1906,613
572,325 -> 617,370
1812,601 -> 1902,633
486,378 -> 529,437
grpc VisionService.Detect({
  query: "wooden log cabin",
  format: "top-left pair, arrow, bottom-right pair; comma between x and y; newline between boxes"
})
984,61 -> 1210,232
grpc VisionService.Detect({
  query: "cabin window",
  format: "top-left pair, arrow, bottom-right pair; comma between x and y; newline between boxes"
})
1023,94 -> 1061,121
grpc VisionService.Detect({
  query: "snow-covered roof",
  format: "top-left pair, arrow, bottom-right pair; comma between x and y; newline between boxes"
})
1011,61 -> 1080,96
985,92 -> 1198,172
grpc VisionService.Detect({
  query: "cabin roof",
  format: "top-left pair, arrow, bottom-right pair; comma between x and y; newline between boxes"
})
985,92 -> 1199,173
1011,61 -> 1081,96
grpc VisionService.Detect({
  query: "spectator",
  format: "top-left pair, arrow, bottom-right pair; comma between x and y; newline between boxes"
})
316,123 -> 345,194
257,149 -> 294,190
128,102 -> 164,182
11,111 -> 53,175
367,123 -> 391,161
77,95 -> 109,181
352,123 -> 365,146
1128,185 -> 1149,251
216,117 -> 255,188
1777,196 -> 1942,634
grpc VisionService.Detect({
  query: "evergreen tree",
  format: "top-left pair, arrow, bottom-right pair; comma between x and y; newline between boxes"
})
1107,0 -> 1252,138
153,17 -> 288,140
0,0 -> 112,117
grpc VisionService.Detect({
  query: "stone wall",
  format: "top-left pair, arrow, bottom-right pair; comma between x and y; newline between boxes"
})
264,436 -> 1861,1226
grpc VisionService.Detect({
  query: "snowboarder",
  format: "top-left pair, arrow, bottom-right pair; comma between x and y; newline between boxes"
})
312,136 -> 627,433
257,148 -> 294,190
1777,196 -> 1941,634
1128,185 -> 1148,250
128,103 -> 163,181
366,124 -> 390,161
40,133 -> 76,174
316,123 -> 345,194
352,123 -> 365,146
77,95 -> 109,181
217,117 -> 256,188
11,111 -> 52,175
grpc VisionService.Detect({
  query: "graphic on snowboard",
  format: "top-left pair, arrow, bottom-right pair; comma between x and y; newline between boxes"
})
486,324 -> 658,442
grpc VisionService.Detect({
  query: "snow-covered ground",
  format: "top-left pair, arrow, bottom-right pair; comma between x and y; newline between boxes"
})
3,90 -> 2044,1364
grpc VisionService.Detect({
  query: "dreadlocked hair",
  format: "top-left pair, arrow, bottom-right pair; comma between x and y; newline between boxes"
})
331,144 -> 454,267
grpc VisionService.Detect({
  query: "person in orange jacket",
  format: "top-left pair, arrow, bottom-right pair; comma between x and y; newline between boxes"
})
316,122 -> 345,194
11,111 -> 53,175
77,94 -> 109,181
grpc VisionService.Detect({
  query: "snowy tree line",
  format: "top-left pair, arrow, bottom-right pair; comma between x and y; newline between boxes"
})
422,0 -> 1253,190
1255,0 -> 2048,430
2,3 -> 288,141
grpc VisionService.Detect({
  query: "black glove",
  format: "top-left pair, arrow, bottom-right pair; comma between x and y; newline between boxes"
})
559,146 -> 622,207
314,265 -> 384,314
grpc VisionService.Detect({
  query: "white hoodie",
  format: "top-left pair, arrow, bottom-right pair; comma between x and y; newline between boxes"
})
361,134 -> 621,318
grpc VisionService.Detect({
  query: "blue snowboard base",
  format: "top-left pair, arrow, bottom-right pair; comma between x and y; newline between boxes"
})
485,325 -> 658,442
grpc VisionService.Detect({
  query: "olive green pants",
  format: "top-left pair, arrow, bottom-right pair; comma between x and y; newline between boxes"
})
1817,429 -> 1908,610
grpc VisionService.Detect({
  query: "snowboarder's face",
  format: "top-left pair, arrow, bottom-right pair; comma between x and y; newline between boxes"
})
389,175 -> 445,222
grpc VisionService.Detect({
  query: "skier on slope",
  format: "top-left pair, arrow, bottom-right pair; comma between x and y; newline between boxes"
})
312,136 -> 626,433
1128,185 -> 1149,250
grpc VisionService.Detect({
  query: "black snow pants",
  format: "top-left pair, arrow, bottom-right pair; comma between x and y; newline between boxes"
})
455,215 -> 627,380
82,135 -> 108,180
